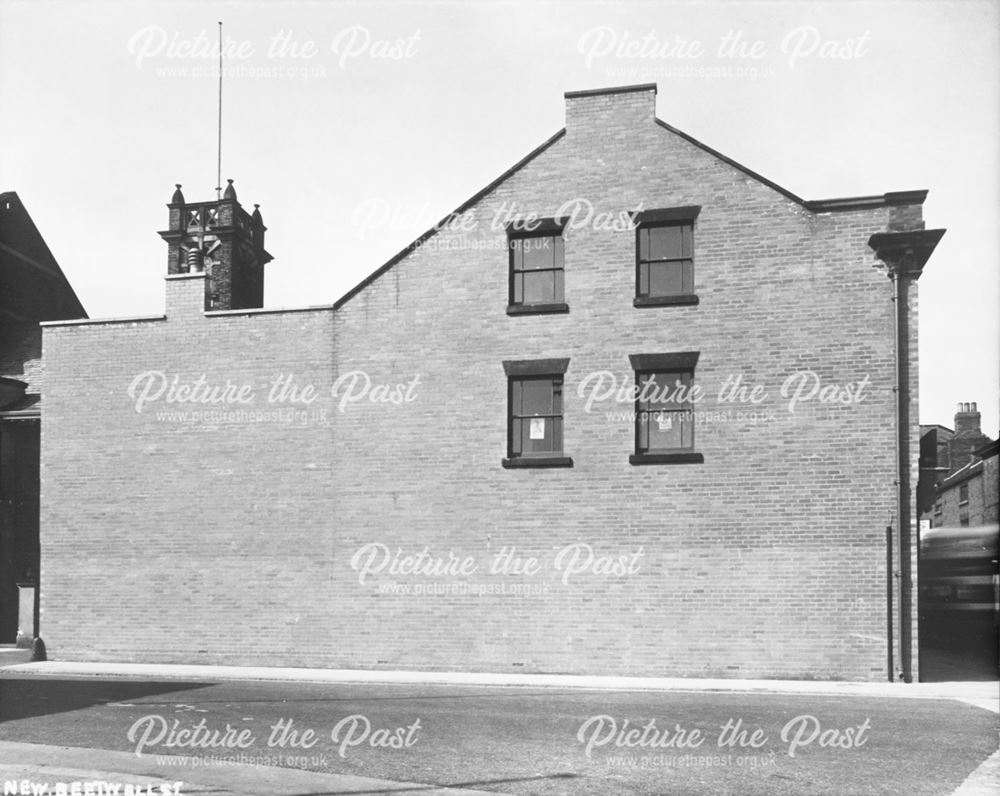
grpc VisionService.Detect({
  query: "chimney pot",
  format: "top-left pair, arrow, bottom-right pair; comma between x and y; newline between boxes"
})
949,400 -> 988,471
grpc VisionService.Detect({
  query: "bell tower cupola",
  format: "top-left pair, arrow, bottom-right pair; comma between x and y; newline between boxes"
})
158,179 -> 272,310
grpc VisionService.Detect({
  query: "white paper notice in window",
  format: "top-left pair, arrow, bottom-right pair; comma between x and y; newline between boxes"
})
530,418 -> 546,439
656,413 -> 673,431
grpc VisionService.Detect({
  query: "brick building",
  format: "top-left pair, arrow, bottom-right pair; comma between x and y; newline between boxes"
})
920,402 -> 996,525
936,439 -> 999,529
39,84 -> 945,681
925,407 -> 998,530
0,191 -> 86,649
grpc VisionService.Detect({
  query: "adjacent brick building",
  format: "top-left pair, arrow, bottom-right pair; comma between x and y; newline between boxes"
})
920,403 -> 996,526
923,405 -> 998,530
39,84 -> 945,680
0,191 -> 86,648
937,439 -> 999,530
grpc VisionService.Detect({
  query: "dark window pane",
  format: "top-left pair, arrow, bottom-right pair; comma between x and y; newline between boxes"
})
513,272 -> 523,304
681,415 -> 694,448
637,411 -> 650,451
536,417 -> 553,453
511,234 -> 563,305
511,240 -> 523,271
521,237 -> 556,270
642,380 -> 652,410
636,373 -> 652,412
639,228 -> 650,261
522,416 -> 554,454
671,373 -> 692,405
649,410 -> 694,450
648,226 -> 683,260
647,412 -> 687,450
521,379 -> 553,415
635,372 -> 695,453
649,261 -> 684,296
636,223 -> 694,299
639,372 -> 689,412
509,377 -> 564,457
520,419 -> 533,454
523,270 -> 555,304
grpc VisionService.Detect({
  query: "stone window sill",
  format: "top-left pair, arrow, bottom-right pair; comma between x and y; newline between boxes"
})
506,303 -> 569,316
629,452 -> 704,466
502,456 -> 574,469
633,294 -> 699,308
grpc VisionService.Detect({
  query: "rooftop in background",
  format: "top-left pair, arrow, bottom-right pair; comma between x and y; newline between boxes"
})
0,191 -> 87,322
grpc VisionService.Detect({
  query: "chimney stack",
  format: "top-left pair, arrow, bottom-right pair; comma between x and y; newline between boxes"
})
954,402 -> 982,435
948,401 -> 990,473
564,83 -> 657,138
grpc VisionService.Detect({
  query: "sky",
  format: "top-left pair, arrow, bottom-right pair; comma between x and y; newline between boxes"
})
1,0 -> 997,433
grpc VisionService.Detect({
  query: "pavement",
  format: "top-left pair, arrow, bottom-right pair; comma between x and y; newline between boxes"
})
3,660 -> 997,712
0,740 -> 495,795
951,749 -> 1000,796
1,661 -> 997,796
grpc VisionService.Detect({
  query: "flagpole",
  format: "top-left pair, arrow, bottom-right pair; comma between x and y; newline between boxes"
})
216,21 -> 223,200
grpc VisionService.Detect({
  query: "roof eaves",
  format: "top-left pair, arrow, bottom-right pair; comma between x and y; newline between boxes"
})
806,190 -> 928,213
939,460 -> 984,490
333,128 -> 567,311
653,118 -> 928,214
974,438 -> 999,459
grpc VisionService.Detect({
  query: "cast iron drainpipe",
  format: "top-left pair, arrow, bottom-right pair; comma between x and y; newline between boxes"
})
891,268 -> 913,683
869,227 -> 945,684
886,522 -> 893,682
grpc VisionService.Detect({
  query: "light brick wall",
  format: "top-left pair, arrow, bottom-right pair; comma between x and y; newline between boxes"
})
40,291 -> 338,665
40,86 -> 921,679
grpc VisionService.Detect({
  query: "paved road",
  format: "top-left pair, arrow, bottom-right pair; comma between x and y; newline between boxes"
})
0,674 -> 997,795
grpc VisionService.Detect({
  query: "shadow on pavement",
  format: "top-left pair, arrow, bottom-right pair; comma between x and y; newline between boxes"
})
0,678 -> 215,722
919,623 -> 999,682
288,771 -> 579,795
